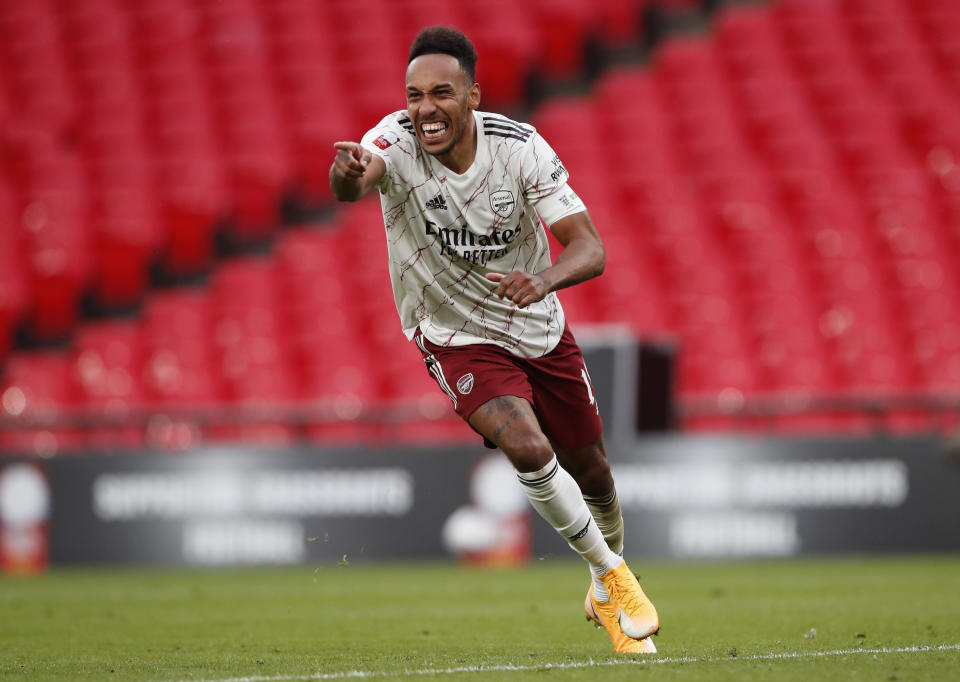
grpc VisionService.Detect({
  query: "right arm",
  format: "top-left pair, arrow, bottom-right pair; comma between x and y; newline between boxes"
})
329,141 -> 387,202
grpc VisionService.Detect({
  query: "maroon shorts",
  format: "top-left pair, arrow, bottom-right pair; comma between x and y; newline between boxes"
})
414,324 -> 603,450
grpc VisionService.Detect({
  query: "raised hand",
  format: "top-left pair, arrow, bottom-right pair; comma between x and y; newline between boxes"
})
332,141 -> 371,179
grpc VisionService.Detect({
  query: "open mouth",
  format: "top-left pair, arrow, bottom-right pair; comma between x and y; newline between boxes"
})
421,120 -> 449,141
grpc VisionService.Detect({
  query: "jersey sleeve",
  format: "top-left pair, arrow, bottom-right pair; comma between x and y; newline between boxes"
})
360,112 -> 415,192
521,131 -> 587,225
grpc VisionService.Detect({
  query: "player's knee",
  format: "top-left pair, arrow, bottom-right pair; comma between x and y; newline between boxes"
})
559,439 -> 613,495
580,458 -> 614,496
500,431 -> 554,474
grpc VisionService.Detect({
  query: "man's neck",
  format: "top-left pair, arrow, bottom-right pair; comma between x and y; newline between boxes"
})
435,117 -> 478,174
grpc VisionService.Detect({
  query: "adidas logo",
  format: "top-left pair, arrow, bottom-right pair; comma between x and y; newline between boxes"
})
425,193 -> 447,211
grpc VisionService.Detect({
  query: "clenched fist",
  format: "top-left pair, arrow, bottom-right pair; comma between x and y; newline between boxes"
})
486,270 -> 551,309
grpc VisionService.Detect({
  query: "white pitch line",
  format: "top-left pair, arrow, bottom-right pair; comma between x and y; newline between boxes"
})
171,643 -> 960,682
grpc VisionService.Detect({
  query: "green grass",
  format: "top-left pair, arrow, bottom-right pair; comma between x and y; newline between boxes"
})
1,555 -> 958,681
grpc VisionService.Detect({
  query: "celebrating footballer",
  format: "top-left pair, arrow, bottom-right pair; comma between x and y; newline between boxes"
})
330,26 -> 659,654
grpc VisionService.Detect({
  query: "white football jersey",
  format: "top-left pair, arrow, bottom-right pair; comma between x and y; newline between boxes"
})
360,109 -> 587,358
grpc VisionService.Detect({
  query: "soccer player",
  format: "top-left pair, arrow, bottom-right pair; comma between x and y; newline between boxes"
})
329,26 -> 659,654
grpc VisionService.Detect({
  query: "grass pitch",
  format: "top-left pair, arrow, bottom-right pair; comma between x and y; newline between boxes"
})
1,555 -> 958,681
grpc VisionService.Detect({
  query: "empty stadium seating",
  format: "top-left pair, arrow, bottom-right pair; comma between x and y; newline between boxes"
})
2,0 -> 959,454
0,350 -> 84,455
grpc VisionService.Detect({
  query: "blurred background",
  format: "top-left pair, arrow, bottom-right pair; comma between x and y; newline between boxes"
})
0,0 -> 959,572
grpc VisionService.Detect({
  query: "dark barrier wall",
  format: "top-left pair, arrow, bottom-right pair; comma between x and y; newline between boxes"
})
533,435 -> 960,558
28,435 -> 960,565
577,328 -> 676,445
47,447 -> 479,566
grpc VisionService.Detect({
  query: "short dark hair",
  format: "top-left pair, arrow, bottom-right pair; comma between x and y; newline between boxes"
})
408,26 -> 478,82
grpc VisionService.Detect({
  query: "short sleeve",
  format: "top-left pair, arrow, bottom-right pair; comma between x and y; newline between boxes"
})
533,183 -> 587,226
360,128 -> 399,178
521,132 -> 587,225
360,112 -> 416,193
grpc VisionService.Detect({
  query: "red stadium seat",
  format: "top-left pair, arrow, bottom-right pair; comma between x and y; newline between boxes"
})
141,288 -> 222,405
140,288 -> 222,451
271,59 -> 351,203
533,97 -> 604,154
390,0 -> 467,46
465,14 -> 539,110
0,184 -> 29,359
0,2 -> 77,133
0,351 -> 84,457
382,358 -> 473,445
595,0 -> 647,47
528,0 -> 596,79
208,259 -> 299,442
91,185 -> 164,307
71,319 -> 146,450
0,351 -> 84,456
14,146 -> 95,340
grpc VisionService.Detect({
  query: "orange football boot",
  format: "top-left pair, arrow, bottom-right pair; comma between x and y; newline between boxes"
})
586,582 -> 658,654
592,560 -> 659,641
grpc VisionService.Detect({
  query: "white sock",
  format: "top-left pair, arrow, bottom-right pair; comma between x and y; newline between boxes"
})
584,490 -> 625,602
516,456 -> 622,577
584,490 -> 624,555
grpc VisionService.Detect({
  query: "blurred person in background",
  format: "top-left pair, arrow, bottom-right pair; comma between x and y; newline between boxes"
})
329,25 -> 658,654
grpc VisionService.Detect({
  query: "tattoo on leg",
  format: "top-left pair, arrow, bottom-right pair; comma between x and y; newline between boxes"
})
488,397 -> 528,445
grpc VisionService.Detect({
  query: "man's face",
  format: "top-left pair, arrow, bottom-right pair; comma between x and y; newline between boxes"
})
405,53 -> 479,158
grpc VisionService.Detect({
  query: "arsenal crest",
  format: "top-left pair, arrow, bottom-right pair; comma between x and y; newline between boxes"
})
489,189 -> 515,218
457,373 -> 475,395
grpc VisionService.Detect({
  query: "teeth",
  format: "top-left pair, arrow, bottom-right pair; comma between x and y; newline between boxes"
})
422,121 -> 447,139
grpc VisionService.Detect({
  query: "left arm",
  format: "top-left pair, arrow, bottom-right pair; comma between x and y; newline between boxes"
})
487,210 -> 605,308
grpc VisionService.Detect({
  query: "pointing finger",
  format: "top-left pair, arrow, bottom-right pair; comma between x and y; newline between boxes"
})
333,141 -> 364,162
